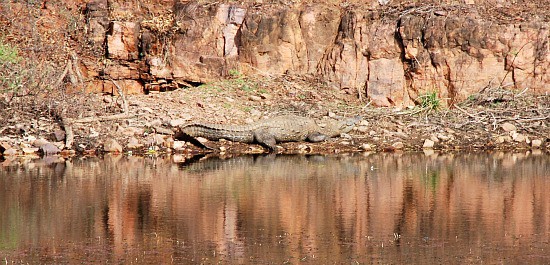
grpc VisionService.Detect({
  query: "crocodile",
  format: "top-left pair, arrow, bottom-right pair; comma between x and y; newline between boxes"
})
175,115 -> 361,151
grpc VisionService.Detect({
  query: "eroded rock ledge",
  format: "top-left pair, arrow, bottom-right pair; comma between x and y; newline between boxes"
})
79,0 -> 550,107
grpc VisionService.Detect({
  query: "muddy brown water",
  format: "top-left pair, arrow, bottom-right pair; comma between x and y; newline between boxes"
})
1,152 -> 549,264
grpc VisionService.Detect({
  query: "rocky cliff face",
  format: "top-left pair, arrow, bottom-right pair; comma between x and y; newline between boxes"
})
74,1 -> 550,106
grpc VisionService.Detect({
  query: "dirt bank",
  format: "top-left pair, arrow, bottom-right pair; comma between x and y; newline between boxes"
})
1,74 -> 548,158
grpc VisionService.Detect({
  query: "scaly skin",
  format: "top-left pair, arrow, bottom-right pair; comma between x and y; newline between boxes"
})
176,115 -> 360,151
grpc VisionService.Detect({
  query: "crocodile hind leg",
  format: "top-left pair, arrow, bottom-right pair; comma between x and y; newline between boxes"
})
253,129 -> 278,152
306,132 -> 328,142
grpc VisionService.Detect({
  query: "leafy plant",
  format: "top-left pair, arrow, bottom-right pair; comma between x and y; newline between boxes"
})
418,91 -> 441,112
0,40 -> 20,64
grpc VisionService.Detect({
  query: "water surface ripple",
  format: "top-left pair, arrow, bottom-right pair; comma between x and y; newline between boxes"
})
1,152 -> 549,264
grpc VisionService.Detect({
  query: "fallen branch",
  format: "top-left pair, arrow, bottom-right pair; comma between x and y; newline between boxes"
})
73,113 -> 135,123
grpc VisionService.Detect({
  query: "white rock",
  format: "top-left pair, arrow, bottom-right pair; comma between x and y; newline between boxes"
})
356,126 -> 369,133
22,147 -> 39,154
531,139 -> 542,148
4,148 -> 18,156
392,142 -> 404,149
127,137 -> 143,149
423,139 -> 435,149
501,122 -> 516,132
360,143 -> 373,151
40,143 -> 60,155
104,139 -> 123,153
172,141 -> 186,150
249,95 -> 262,101
32,138 -> 50,147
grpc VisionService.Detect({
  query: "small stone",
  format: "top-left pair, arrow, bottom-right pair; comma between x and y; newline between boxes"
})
141,107 -> 154,113
4,148 -> 17,156
359,120 -> 369,126
356,126 -> 369,133
150,119 -> 162,127
369,130 -> 377,136
392,142 -> 404,149
40,143 -> 60,155
531,139 -> 542,148
328,112 -> 337,118
423,139 -> 435,149
196,137 -> 208,143
430,135 -> 439,143
127,137 -> 143,149
33,138 -> 50,147
496,136 -> 506,144
22,147 -> 39,154
54,130 -> 66,141
250,109 -> 262,117
436,133 -> 449,141
501,122 -> 516,132
103,96 -> 113,103
172,141 -> 186,150
512,132 -> 525,142
249,95 -> 262,101
394,132 -> 409,139
360,143 -> 373,151
89,128 -> 100,138
104,139 -> 123,153
219,146 -> 227,152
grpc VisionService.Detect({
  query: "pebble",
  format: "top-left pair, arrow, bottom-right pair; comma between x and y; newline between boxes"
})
501,122 -> 516,132
54,130 -> 66,141
511,132 -> 525,142
356,126 -> 369,133
40,143 -> 60,155
430,135 -> 439,143
249,95 -> 262,101
436,133 -> 450,141
360,143 -> 374,151
196,137 -> 208,143
3,148 -> 18,156
531,139 -> 542,148
22,147 -> 39,154
392,142 -> 404,149
423,139 -> 435,149
104,139 -> 123,153
359,120 -> 369,126
127,137 -> 143,149
33,138 -> 50,147
172,141 -> 186,150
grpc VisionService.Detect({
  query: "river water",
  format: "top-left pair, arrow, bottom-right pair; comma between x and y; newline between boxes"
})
1,152 -> 549,264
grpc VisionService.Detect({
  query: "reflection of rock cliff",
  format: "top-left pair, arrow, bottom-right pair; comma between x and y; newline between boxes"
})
1,153 -> 549,263
79,0 -> 549,106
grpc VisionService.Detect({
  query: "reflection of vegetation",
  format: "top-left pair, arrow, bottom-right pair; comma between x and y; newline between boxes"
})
0,206 -> 21,250
422,171 -> 439,190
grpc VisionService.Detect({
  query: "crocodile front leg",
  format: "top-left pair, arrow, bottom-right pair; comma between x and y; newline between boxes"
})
253,129 -> 278,151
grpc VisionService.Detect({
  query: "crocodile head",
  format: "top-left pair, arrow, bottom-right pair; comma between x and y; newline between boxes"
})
324,116 -> 362,136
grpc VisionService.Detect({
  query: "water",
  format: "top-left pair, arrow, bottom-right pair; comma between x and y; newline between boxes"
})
1,152 -> 549,264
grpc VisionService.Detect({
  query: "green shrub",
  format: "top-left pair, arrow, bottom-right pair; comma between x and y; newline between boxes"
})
0,40 -> 20,64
